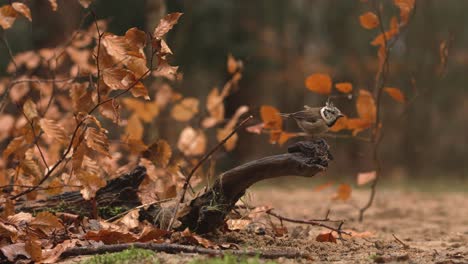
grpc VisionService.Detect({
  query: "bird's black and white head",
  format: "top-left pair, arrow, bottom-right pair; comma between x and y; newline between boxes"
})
320,100 -> 344,127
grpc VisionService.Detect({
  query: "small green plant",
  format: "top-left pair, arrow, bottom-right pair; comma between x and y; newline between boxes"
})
80,248 -> 158,264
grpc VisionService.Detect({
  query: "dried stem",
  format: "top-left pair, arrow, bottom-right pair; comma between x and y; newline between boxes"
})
167,115 -> 253,231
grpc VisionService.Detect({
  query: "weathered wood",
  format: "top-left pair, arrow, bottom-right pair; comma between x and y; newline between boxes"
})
177,139 -> 332,233
9,140 -> 331,234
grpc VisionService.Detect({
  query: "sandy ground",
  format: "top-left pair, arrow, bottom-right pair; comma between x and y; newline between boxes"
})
61,188 -> 468,263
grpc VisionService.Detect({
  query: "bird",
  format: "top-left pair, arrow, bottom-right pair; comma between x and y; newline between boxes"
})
280,100 -> 344,138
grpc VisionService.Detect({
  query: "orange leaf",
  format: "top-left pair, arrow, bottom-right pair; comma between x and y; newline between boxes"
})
329,115 -> 348,132
356,89 -> 376,123
384,87 -> 405,103
39,118 -> 67,143
316,232 -> 337,243
23,99 -> 38,120
305,73 -> 332,95
177,126 -> 207,156
260,105 -> 282,130
359,12 -> 379,30
0,5 -> 18,30
278,132 -> 298,146
85,229 -> 137,244
335,82 -> 353,93
332,184 -> 352,201
85,127 -> 111,157
126,114 -> 144,140
153,13 -> 183,40
357,171 -> 377,186
171,98 -> 199,122
394,0 -> 415,25
269,130 -> 282,144
346,118 -> 372,135
227,54 -> 238,74
11,3 -> 31,22
142,139 -> 172,167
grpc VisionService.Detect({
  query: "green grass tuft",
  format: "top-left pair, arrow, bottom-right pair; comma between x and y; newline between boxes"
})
80,248 -> 158,264
189,254 -> 278,264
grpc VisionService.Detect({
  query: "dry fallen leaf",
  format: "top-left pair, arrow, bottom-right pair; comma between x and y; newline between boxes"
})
316,232 -> 337,243
142,139 -> 172,167
332,183 -> 352,201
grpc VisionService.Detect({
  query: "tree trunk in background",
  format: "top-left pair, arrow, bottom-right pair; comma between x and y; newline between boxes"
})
145,0 -> 167,33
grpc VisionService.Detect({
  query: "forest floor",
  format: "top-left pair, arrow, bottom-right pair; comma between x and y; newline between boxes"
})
61,186 -> 468,264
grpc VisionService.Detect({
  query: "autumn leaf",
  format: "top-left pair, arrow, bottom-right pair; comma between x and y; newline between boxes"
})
25,236 -> 42,262
359,12 -> 379,29
335,82 -> 353,93
23,99 -> 38,121
227,54 -> 238,74
245,122 -> 264,134
316,232 -> 337,243
177,126 -> 206,156
76,170 -> 106,200
122,98 -> 159,123
142,139 -> 172,167
260,105 -> 282,130
357,171 -> 377,186
332,184 -> 352,201
126,114 -> 144,140
30,211 -> 63,235
85,229 -> 136,244
85,127 -> 111,157
329,115 -> 348,132
384,87 -> 405,103
11,3 -> 31,22
78,0 -> 93,8
305,73 -> 332,95
356,89 -> 376,123
346,118 -> 372,135
203,87 -> 225,128
153,13 -> 183,40
394,0 -> 415,25
0,5 -> 18,29
278,132 -> 298,146
171,98 -> 199,122
39,118 -> 67,143
48,0 -> 58,11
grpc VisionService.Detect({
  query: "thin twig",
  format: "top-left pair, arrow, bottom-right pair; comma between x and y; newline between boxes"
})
392,233 -> 410,249
266,209 -> 350,236
166,115 -> 253,231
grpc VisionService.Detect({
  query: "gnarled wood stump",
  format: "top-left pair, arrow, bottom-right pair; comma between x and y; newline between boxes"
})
10,139 -> 332,233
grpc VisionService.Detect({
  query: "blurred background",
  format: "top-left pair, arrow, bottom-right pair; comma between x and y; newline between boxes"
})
1,0 -> 467,187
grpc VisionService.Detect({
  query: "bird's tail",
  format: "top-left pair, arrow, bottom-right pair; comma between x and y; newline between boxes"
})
279,113 -> 291,118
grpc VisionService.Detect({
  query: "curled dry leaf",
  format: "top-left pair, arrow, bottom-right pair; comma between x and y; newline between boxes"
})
177,126 -> 206,156
332,183 -> 352,201
260,105 -> 282,130
316,232 -> 337,243
335,82 -> 353,93
171,97 -> 199,122
0,5 -> 18,29
11,3 -> 31,22
0,243 -> 30,262
384,87 -> 405,103
359,12 -> 379,30
85,127 -> 111,157
85,229 -> 137,244
356,89 -> 376,123
357,171 -> 377,186
25,236 -> 42,262
142,139 -> 172,167
305,73 -> 332,95
30,211 -> 63,235
153,13 -> 183,40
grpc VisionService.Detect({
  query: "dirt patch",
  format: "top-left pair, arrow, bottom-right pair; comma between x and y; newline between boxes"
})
60,188 -> 468,263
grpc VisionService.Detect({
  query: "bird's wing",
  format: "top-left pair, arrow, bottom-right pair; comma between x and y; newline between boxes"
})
289,108 -> 321,122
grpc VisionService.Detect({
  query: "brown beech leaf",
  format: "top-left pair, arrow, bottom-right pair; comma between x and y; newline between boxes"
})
260,105 -> 282,130
356,89 -> 376,123
3,136 -> 27,159
30,211 -> 63,235
137,226 -> 170,242
278,132 -> 298,146
152,59 -> 178,80
394,0 -> 415,25
204,87 -> 225,128
76,170 -> 106,200
346,118 -> 372,135
122,98 -> 159,123
227,53 -> 238,74
357,171 -> 377,186
171,98 -> 199,122
359,12 -> 378,30
85,229 -> 137,244
335,82 -> 353,93
0,243 -> 29,262
216,128 -> 238,152
177,126 -> 206,156
142,139 -> 172,167
0,5 -> 18,29
102,68 -> 135,90
305,73 -> 332,95
245,122 -> 264,134
153,12 -> 183,40
78,0 -> 93,8
332,184 -> 352,201
23,99 -> 38,120
48,0 -> 58,11
11,3 -> 31,22
85,127 -> 111,157
329,115 -> 348,132
316,232 -> 337,243
126,114 -> 144,140
384,87 -> 405,103
39,118 -> 67,143
25,236 -> 42,262
42,239 -> 78,264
